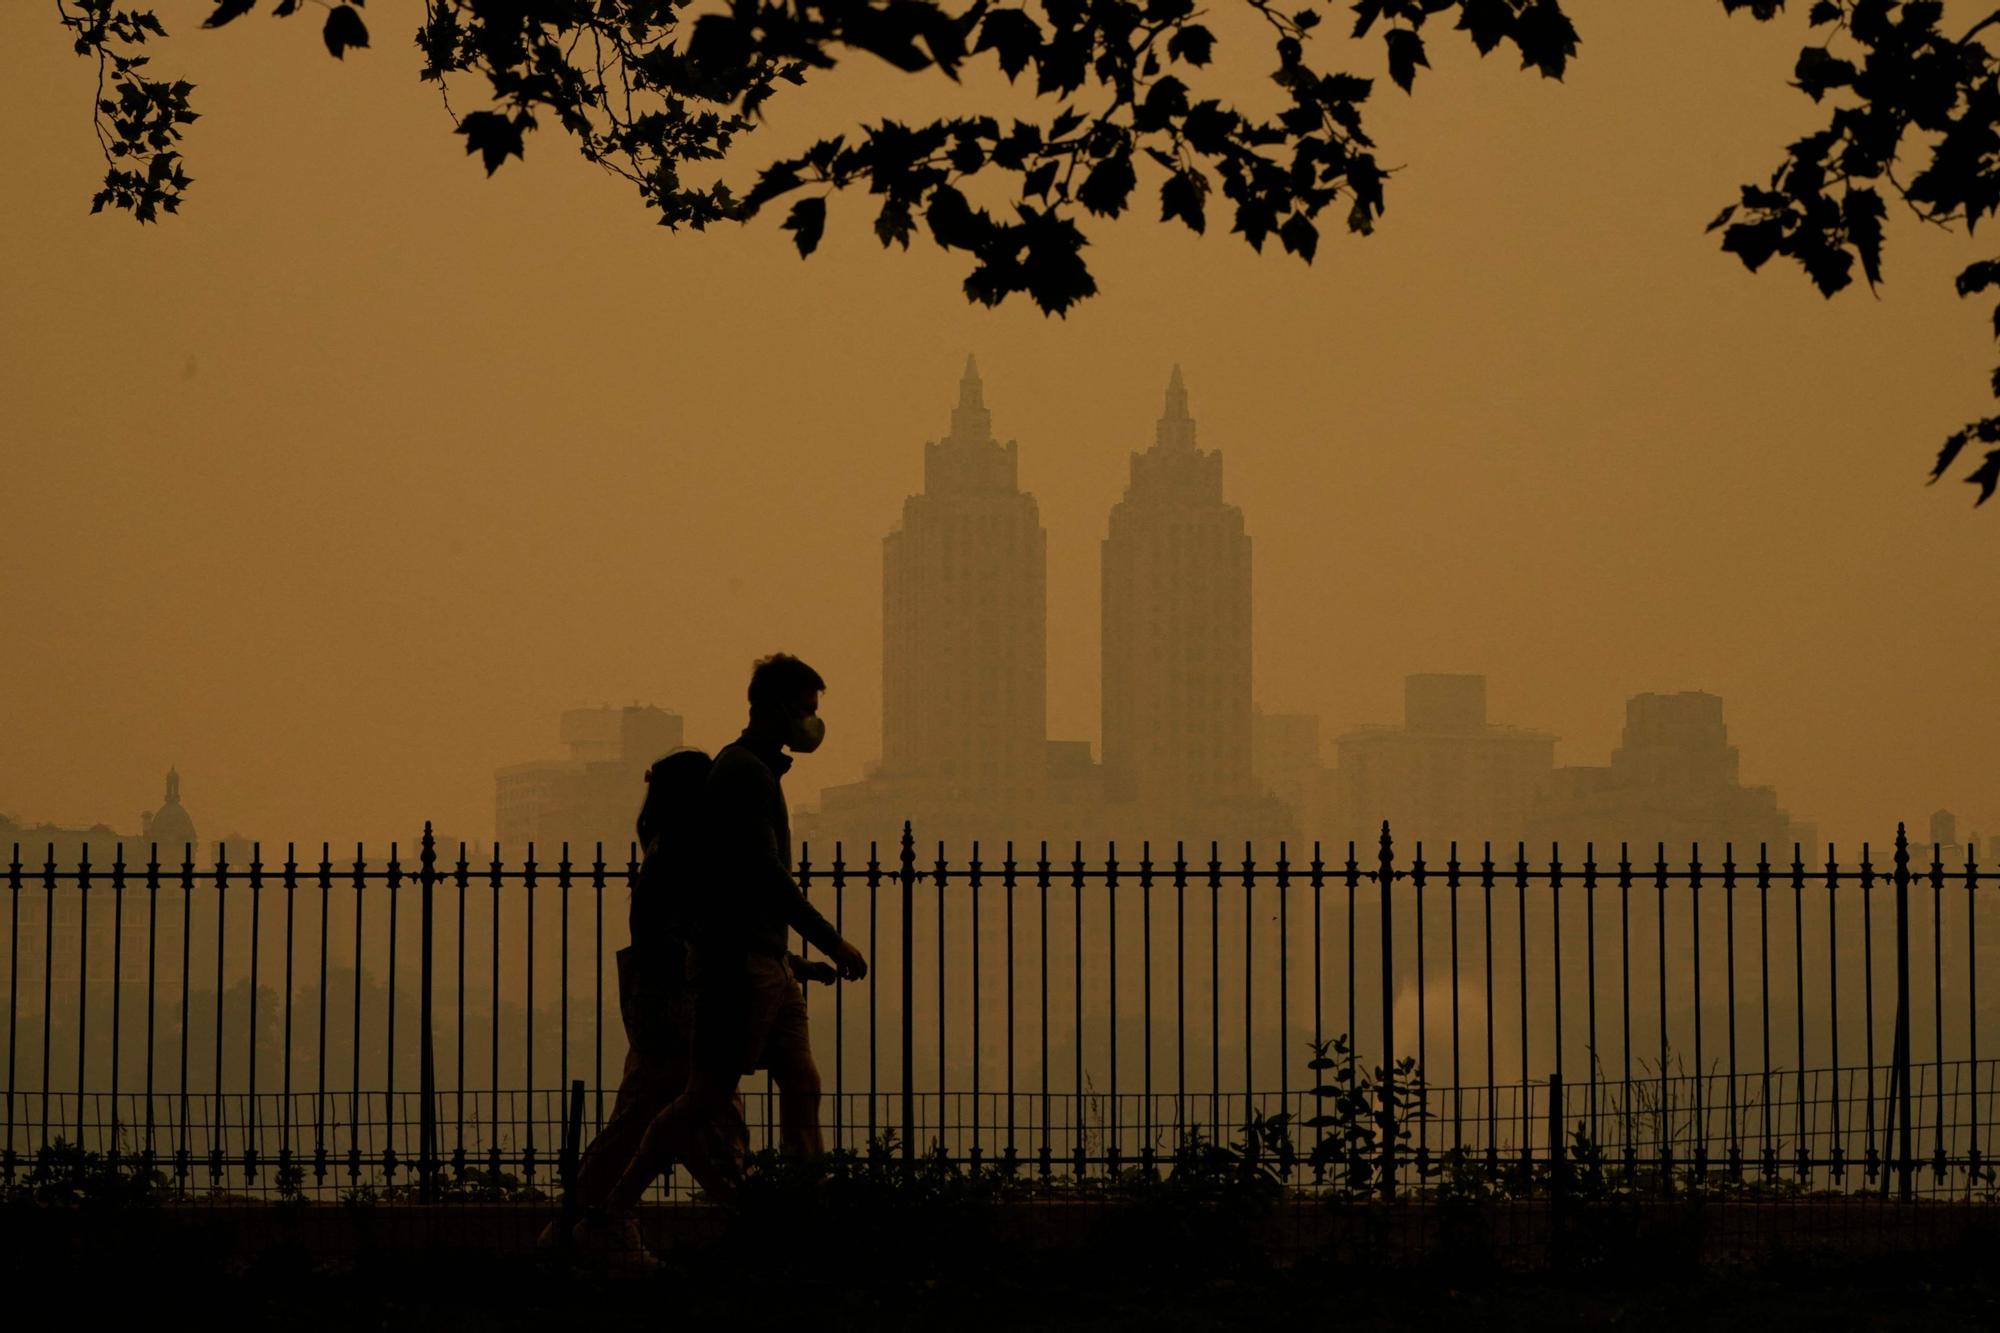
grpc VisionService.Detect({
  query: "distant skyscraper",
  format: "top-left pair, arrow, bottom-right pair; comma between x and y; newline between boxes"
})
1100,367 -> 1255,826
880,356 -> 1048,805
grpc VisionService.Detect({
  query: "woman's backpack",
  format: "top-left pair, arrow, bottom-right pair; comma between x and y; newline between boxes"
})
630,747 -> 713,949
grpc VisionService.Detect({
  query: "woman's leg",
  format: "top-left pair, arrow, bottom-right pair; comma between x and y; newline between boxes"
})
573,1045 -> 678,1210
606,1065 -> 745,1211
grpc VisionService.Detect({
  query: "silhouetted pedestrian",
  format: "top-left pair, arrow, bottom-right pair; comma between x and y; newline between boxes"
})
542,749 -> 744,1268
601,654 -> 865,1232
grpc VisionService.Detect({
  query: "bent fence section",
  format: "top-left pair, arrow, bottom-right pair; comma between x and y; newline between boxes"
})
2,823 -> 1994,1202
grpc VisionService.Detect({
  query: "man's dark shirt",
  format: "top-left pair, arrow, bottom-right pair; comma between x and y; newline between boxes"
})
698,730 -> 841,961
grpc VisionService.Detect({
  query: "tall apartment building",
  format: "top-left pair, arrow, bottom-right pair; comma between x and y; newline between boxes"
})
878,357 -> 1049,811
1100,368 -> 1257,834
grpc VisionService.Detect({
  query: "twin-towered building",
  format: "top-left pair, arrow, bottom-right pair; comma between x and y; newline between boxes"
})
475,357 -> 1828,854
800,357 -> 1822,855
806,357 -> 1288,850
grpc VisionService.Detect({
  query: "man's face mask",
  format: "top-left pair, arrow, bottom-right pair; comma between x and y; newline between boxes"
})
787,712 -> 826,754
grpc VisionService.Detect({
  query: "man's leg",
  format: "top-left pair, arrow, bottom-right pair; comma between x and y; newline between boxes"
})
761,972 -> 824,1157
609,950 -> 787,1206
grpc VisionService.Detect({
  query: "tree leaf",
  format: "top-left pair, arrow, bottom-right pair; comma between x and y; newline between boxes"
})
1794,46 -> 1858,103
1719,217 -> 1783,272
1455,0 -> 1512,55
1077,151 -> 1136,217
1233,196 -> 1279,250
1166,24 -> 1214,67
322,4 -> 369,59
1161,167 -> 1207,232
1799,235 -> 1854,297
782,196 -> 827,257
1322,72 -> 1373,103
1842,186 -> 1885,287
926,184 -> 986,249
874,197 -> 915,249
1137,75 -> 1189,130
202,0 -> 257,28
1017,207 -> 1097,315
1385,28 -> 1427,94
1968,449 -> 2000,505
1955,259 -> 2000,297
1932,429 -> 1970,482
1278,211 -> 1319,262
1511,0 -> 1579,80
455,110 -> 525,176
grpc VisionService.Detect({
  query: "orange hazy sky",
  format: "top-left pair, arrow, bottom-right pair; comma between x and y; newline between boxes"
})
2,2 -> 1994,849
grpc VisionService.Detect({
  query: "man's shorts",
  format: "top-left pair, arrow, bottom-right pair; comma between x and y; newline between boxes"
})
690,949 -> 812,1079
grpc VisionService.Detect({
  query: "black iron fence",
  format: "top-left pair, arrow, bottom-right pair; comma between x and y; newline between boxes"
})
3,822 -> 1995,1202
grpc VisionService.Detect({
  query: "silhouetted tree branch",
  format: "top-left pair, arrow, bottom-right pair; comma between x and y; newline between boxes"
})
55,0 -> 1999,503
1718,0 -> 2000,504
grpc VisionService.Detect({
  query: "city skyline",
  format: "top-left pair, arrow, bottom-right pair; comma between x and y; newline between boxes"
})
7,349 -> 1996,849
17,358 -> 1988,856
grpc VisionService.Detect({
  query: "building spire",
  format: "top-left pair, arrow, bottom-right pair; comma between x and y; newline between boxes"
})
165,766 -> 180,805
949,352 -> 993,443
1154,364 -> 1197,451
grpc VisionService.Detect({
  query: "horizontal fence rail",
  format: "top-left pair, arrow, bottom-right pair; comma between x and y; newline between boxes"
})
2,823 -> 1995,1203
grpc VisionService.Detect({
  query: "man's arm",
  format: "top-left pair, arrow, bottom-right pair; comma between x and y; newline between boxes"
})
786,952 -> 839,986
752,817 -> 846,956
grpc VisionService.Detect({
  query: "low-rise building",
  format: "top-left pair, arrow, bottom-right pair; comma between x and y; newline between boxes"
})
494,705 -> 684,853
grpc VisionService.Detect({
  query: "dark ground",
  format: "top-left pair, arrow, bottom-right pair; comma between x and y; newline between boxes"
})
68,1250 -> 2000,1330
9,1202 -> 1999,1331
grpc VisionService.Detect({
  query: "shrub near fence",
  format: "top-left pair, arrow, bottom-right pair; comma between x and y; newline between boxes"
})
4,821 -> 1996,1204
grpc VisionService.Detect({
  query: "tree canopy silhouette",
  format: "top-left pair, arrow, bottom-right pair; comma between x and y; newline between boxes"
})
54,0 -> 2000,503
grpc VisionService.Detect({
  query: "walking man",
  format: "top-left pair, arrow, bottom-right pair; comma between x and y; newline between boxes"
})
603,653 -> 865,1217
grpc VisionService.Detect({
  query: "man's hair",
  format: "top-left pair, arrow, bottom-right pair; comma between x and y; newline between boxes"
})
747,653 -> 826,716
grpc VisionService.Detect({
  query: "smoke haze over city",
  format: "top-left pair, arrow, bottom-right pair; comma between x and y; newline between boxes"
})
3,4 -> 1994,853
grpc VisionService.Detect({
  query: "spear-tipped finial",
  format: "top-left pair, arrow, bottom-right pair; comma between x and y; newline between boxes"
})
1153,363 -> 1197,450
958,353 -> 984,410
947,353 -> 993,444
